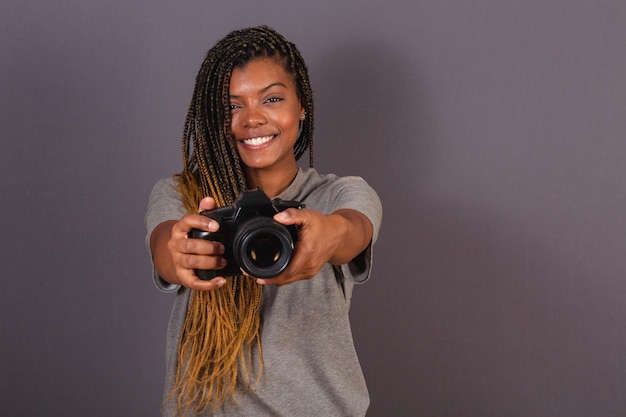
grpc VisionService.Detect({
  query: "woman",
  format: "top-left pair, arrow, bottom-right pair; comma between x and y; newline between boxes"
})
146,26 -> 382,416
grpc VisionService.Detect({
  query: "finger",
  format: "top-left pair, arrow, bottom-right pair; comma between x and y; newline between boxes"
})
238,269 -> 267,286
169,232 -> 225,257
180,271 -> 227,291
256,276 -> 292,286
273,208 -> 306,226
181,237 -> 225,256
240,269 -> 289,287
172,214 -> 219,237
199,196 -> 217,212
255,265 -> 304,286
179,251 -> 227,271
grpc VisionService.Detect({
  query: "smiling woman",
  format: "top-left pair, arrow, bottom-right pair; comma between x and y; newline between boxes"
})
229,58 -> 305,191
145,26 -> 382,416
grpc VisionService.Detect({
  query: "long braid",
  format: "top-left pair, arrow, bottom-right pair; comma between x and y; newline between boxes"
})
172,26 -> 314,415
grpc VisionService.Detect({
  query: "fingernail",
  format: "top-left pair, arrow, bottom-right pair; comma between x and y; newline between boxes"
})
256,279 -> 265,285
217,278 -> 226,286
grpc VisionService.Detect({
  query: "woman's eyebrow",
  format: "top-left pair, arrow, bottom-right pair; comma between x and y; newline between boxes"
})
230,82 -> 288,99
260,82 -> 288,93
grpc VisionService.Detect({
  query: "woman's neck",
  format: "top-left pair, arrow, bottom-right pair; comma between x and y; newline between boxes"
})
245,164 -> 299,198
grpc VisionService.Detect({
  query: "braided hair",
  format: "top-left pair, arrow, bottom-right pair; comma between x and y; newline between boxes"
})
171,26 -> 314,415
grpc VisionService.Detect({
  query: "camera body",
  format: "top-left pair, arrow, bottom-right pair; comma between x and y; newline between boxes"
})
189,188 -> 305,279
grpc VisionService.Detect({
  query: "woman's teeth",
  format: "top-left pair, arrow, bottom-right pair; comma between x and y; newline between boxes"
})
243,135 -> 274,146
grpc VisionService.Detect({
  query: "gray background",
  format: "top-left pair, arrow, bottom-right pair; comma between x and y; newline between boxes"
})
1,1 -> 625,416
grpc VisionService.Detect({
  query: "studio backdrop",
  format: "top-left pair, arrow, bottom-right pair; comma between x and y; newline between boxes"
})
1,1 -> 625,416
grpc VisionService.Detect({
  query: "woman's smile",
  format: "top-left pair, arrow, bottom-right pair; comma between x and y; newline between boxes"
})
240,134 -> 276,147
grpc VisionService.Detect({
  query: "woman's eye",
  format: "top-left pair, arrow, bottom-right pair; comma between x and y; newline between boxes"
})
266,96 -> 282,103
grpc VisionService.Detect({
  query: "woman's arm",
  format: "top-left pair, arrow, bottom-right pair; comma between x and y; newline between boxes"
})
253,207 -> 374,286
149,197 -> 229,291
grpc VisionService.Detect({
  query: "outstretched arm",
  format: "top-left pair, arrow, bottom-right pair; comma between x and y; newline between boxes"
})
254,208 -> 374,286
150,197 -> 228,291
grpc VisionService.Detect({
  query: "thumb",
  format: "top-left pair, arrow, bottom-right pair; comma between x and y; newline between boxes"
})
274,208 -> 302,225
199,196 -> 217,212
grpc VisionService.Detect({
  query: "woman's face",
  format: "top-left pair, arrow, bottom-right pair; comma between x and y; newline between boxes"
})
229,58 -> 304,175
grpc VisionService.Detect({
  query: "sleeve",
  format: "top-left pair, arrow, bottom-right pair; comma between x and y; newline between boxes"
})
144,177 -> 188,293
325,176 -> 383,284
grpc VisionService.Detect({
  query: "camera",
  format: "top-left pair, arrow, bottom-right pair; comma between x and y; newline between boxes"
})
189,188 -> 305,279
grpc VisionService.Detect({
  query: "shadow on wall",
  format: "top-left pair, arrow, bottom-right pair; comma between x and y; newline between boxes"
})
310,39 -> 436,191
306,40 -> 626,417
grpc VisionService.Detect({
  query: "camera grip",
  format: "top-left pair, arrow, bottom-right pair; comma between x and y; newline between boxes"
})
189,228 -> 216,241
188,228 -> 220,280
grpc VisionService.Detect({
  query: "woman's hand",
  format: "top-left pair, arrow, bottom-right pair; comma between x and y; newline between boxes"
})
150,197 -> 228,291
252,208 -> 373,286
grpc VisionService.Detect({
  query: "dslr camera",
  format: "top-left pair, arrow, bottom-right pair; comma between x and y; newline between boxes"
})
189,188 -> 304,279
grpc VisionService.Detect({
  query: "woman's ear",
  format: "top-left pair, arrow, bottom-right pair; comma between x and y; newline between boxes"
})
299,102 -> 306,120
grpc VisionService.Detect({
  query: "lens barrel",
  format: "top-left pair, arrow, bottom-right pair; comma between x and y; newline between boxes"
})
233,217 -> 295,278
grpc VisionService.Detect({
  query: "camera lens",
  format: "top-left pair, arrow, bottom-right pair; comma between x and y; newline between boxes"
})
247,233 -> 283,267
233,217 -> 295,278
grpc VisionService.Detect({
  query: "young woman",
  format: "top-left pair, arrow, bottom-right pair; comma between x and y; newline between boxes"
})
146,26 -> 382,416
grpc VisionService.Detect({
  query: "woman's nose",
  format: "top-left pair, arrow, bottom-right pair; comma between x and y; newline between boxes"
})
242,105 -> 267,128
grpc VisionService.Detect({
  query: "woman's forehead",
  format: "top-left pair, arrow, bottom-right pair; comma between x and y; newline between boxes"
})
229,58 -> 296,94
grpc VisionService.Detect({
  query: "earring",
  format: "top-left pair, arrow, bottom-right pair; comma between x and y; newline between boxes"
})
300,112 -> 306,120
